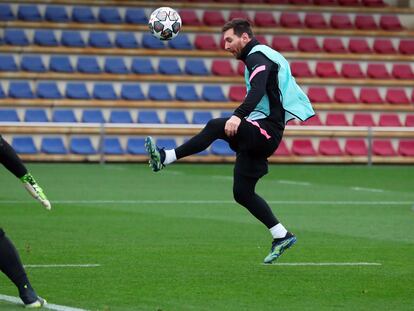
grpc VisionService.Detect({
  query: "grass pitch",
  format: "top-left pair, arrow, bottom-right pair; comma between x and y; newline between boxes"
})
0,164 -> 413,311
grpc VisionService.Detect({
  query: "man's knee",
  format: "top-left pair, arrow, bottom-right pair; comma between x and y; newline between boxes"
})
233,183 -> 250,205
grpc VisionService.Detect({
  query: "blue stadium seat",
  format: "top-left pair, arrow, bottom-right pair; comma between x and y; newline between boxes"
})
98,7 -> 122,24
156,138 -> 177,150
89,32 -> 112,48
121,84 -> 145,100
220,111 -> 233,119
41,137 -> 67,154
115,32 -> 139,48
17,5 -> 41,21
93,83 -> 117,100
66,83 -> 90,99
9,81 -> 34,98
131,58 -> 155,74
45,6 -> 69,22
202,86 -> 227,102
109,110 -> 133,123
12,136 -> 37,154
77,56 -> 101,73
21,56 -> 46,72
165,110 -> 188,124
158,58 -> 182,75
34,30 -> 59,46
0,55 -> 18,71
0,4 -> 15,21
192,111 -> 213,124
185,59 -> 208,76
82,109 -> 105,123
24,109 -> 48,122
148,85 -> 172,101
104,57 -> 128,74
103,137 -> 124,154
211,139 -> 234,155
175,85 -> 199,101
125,8 -> 147,24
168,34 -> 192,50
126,137 -> 146,154
49,56 -> 74,73
52,109 -> 77,122
37,82 -> 62,99
0,109 -> 19,122
142,34 -> 165,49
61,31 -> 85,47
137,111 -> 161,124
72,6 -> 96,23
0,84 -> 5,98
70,137 -> 96,154
4,29 -> 29,46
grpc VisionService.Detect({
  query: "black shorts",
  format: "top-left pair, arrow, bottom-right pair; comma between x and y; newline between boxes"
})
228,119 -> 283,178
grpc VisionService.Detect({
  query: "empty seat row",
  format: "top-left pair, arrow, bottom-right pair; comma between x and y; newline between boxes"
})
10,135 -> 414,157
183,0 -> 387,6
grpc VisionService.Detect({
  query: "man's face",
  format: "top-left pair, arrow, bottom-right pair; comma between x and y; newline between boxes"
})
223,28 -> 249,59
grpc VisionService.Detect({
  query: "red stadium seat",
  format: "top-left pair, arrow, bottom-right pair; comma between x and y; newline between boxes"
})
290,61 -> 313,77
307,87 -> 332,103
266,0 -> 290,3
315,62 -> 339,78
202,11 -> 225,26
334,87 -> 358,103
362,0 -> 386,6
194,35 -> 218,50
330,14 -> 353,29
211,60 -> 236,76
338,0 -> 360,6
355,15 -> 378,30
398,40 -> 414,55
392,64 -> 414,80
366,63 -> 390,79
254,12 -> 277,27
373,39 -> 397,54
379,15 -> 403,30
179,10 -> 201,26
255,35 -> 269,45
323,38 -> 347,53
319,139 -> 343,156
398,140 -> 414,156
289,0 -> 311,4
280,13 -> 303,28
359,88 -> 384,104
348,39 -> 372,54
301,114 -> 323,126
271,36 -> 295,52
237,61 -> 245,76
352,113 -> 376,126
378,113 -> 402,127
405,115 -> 414,127
291,139 -> 317,156
385,89 -> 410,105
229,11 -> 250,22
297,37 -> 321,52
341,63 -> 365,79
229,85 -> 246,101
325,113 -> 349,126
304,13 -> 328,29
314,0 -> 336,4
345,139 -> 368,156
273,140 -> 290,156
373,140 -> 396,156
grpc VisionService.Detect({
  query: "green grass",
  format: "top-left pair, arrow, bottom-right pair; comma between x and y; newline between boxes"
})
0,164 -> 413,311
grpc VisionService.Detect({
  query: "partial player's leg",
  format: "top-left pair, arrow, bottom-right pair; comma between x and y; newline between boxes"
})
0,229 -> 46,308
145,118 -> 228,171
0,135 -> 51,210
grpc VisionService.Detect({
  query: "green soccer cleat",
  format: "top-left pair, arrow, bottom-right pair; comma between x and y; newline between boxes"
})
263,232 -> 297,264
144,136 -> 165,172
21,173 -> 51,210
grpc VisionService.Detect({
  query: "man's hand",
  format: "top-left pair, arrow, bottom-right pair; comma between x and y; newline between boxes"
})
225,115 -> 241,137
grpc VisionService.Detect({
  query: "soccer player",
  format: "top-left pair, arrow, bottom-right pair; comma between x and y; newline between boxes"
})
0,134 -> 48,307
145,19 -> 314,263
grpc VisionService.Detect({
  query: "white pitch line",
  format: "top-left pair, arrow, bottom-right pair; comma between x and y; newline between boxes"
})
0,294 -> 88,311
351,187 -> 385,193
262,262 -> 382,266
278,180 -> 311,186
24,264 -> 101,268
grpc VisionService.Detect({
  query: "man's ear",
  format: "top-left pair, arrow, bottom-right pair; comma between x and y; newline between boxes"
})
241,32 -> 250,42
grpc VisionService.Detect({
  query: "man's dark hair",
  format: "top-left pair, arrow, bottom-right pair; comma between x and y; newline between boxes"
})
222,18 -> 253,38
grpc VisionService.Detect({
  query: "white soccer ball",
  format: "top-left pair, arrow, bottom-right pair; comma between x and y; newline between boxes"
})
148,7 -> 182,41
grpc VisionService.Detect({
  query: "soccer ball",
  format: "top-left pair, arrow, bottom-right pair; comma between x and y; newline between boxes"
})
148,7 -> 182,41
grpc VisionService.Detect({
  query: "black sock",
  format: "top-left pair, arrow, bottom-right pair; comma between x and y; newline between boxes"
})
0,229 -> 32,292
0,136 -> 28,178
